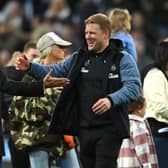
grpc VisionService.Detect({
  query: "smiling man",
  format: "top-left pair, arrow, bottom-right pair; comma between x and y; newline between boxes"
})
15,13 -> 141,168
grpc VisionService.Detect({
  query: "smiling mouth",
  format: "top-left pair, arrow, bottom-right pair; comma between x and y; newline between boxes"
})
87,41 -> 94,45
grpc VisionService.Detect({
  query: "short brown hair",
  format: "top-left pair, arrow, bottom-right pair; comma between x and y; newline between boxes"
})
128,96 -> 145,114
108,8 -> 131,33
23,41 -> 37,52
85,13 -> 112,35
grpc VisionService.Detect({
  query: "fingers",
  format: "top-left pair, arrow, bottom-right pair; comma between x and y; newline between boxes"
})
43,70 -> 70,88
92,98 -> 111,116
44,69 -> 53,79
92,99 -> 105,111
92,100 -> 105,115
15,55 -> 29,70
54,78 -> 70,87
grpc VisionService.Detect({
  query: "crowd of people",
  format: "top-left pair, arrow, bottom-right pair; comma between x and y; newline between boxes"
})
0,1 -> 168,168
0,0 -> 168,70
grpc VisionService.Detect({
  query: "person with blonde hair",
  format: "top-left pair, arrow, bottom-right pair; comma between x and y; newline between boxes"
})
9,32 -> 79,168
108,8 -> 137,62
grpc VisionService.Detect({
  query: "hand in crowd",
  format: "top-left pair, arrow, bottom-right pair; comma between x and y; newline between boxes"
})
43,70 -> 70,88
92,97 -> 112,116
15,54 -> 30,71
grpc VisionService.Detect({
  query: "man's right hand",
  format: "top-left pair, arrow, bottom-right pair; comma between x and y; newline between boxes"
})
15,54 -> 30,71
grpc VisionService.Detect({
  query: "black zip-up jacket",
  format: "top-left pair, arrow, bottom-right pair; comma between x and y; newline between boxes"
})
49,40 -> 129,139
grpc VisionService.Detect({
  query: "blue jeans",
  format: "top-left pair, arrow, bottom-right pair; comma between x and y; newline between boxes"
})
29,150 -> 49,168
154,136 -> 168,168
29,148 -> 80,168
58,148 -> 80,168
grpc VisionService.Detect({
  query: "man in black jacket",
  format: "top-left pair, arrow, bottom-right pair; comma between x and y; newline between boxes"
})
15,14 -> 141,168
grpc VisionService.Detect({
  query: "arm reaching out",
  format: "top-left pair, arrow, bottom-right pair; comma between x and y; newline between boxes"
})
0,69 -> 69,96
43,69 -> 70,88
0,68 -> 44,96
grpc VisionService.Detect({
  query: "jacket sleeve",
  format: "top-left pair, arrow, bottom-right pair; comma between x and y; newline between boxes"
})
29,52 -> 75,79
0,69 -> 44,96
107,52 -> 141,106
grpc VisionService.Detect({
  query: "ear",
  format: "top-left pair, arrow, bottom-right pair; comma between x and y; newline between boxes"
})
104,31 -> 110,40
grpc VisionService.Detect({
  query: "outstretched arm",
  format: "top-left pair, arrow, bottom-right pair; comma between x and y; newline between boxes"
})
0,75 -> 44,96
0,69 -> 70,96
15,52 -> 75,79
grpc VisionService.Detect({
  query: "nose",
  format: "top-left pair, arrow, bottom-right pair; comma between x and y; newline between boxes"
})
85,32 -> 90,40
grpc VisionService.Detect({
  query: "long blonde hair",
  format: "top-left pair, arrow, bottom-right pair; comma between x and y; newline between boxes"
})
108,8 -> 131,34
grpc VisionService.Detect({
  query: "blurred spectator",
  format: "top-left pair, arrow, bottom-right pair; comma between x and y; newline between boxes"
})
5,1 -> 22,30
143,38 -> 168,168
0,1 -> 26,53
152,0 -> 168,39
0,0 -> 167,75
131,11 -> 155,72
0,49 -> 11,67
73,0 -> 99,46
61,20 -> 81,54
32,0 -> 49,17
2,41 -> 40,168
45,0 -> 71,22
100,0 -> 141,12
66,0 -> 80,12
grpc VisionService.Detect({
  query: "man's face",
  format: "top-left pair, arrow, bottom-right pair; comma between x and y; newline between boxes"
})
25,48 -> 41,61
85,23 -> 109,53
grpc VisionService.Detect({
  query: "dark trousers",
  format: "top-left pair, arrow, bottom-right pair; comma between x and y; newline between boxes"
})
153,136 -> 168,168
79,126 -> 122,168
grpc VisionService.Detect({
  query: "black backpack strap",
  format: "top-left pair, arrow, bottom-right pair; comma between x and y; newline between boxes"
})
141,63 -> 168,86
141,63 -> 156,85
